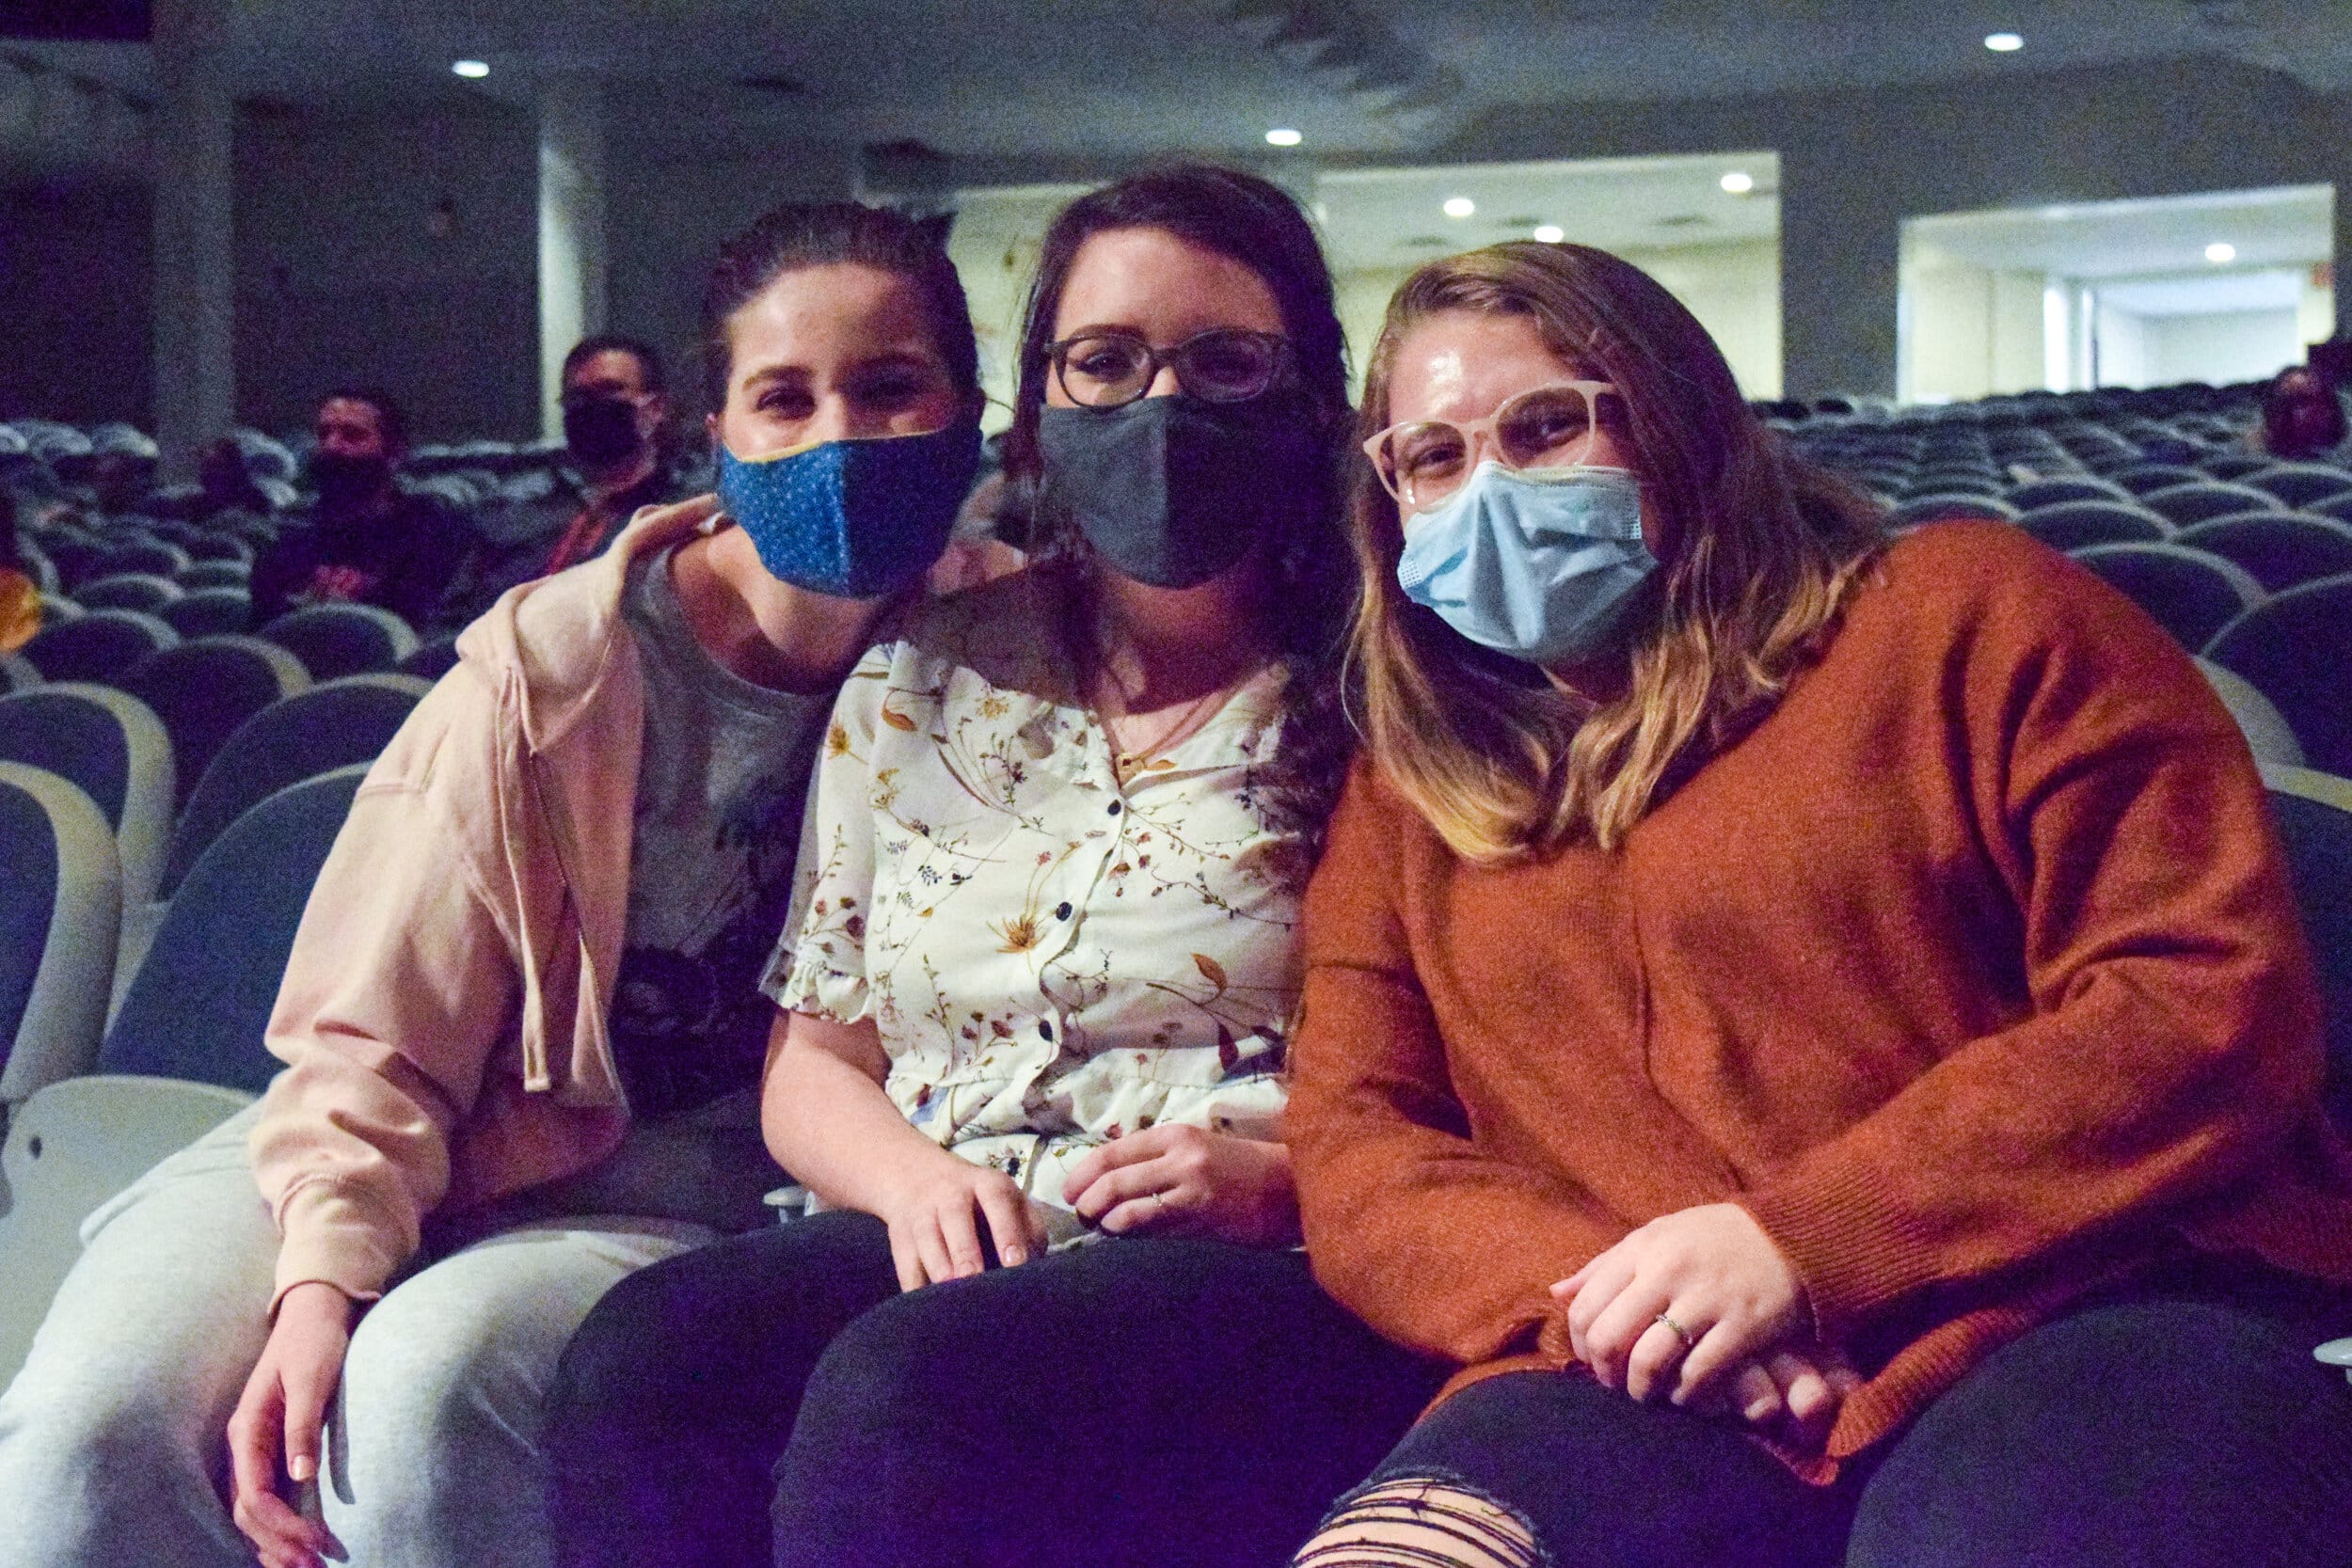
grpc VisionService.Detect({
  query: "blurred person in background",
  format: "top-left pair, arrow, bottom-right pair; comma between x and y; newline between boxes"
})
443,337 -> 691,623
2251,363 -> 2350,462
249,388 -> 470,631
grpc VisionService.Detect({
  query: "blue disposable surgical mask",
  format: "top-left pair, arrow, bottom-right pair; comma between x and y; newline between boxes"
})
717,420 -> 980,599
1395,461 -> 1658,668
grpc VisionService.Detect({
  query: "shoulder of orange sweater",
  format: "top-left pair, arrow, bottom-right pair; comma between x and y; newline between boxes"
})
1854,521 -> 2218,703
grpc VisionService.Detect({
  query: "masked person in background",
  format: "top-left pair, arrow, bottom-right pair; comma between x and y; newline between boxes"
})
441,337 -> 691,626
1284,241 -> 2352,1568
542,165 -> 1448,1568
0,200 -> 986,1568
248,388 -> 470,631
0,490 -> 39,653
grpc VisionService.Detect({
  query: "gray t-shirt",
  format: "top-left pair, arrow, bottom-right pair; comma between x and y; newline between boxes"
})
605,542 -> 833,1123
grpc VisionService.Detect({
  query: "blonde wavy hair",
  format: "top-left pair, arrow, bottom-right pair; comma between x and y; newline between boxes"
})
1348,242 -> 1885,863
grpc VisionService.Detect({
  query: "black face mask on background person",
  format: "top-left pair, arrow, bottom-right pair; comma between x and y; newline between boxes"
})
1034,395 -> 1322,589
307,451 -> 392,510
562,391 -> 650,469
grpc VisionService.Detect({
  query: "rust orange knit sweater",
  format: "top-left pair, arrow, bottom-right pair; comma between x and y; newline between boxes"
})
1286,522 -> 2352,1475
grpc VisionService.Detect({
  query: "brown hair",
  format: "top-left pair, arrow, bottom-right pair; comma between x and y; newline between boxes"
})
1348,241 -> 1884,862
1004,164 -> 1360,857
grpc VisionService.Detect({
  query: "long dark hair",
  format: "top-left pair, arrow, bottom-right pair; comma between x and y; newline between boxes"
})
701,202 -> 981,413
1002,163 -> 1359,857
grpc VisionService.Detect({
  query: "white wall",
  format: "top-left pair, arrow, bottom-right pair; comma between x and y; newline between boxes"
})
1898,239 -> 2047,403
2142,309 -> 2302,387
2092,298 -> 2153,388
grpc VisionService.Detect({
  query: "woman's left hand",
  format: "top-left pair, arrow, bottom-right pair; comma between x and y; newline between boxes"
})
1550,1202 -> 1810,1409
1063,1126 -> 1299,1246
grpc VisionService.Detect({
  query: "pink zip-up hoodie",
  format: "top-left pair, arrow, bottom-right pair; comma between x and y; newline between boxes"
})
249,496 -> 722,1308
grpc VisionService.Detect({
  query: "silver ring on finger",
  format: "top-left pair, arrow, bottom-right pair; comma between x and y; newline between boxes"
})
1150,1189 -> 1168,1214
1655,1310 -> 1696,1350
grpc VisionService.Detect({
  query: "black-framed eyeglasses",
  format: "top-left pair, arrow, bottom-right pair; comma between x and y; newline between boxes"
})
1043,329 -> 1292,408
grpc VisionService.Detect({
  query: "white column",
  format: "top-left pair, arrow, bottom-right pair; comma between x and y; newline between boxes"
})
150,0 -> 235,476
537,76 -> 608,442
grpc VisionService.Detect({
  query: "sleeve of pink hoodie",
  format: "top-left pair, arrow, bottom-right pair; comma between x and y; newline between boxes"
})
248,671 -> 524,1309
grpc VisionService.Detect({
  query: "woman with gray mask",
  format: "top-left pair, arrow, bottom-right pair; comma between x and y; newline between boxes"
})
542,164 -> 1444,1568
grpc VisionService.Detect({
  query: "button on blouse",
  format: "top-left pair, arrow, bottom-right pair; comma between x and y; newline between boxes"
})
764,573 -> 1305,1207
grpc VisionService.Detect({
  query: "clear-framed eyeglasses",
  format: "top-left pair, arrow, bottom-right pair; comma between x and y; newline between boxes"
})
1362,379 -> 1623,514
1044,328 -> 1292,408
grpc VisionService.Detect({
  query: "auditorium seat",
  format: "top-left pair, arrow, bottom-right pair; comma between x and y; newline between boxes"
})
2020,500 -> 2169,551
174,558 -> 251,592
2205,575 -> 2352,777
2170,513 -> 2352,594
2242,463 -> 2352,511
72,572 -> 183,615
0,765 -> 366,1386
2309,492 -> 2352,527
2138,481 -> 2284,528
2071,544 -> 2263,655
87,539 -> 189,581
260,602 -> 419,680
2195,659 -> 2304,768
0,655 -> 36,693
176,532 -> 254,565
0,684 -> 173,912
1893,493 -> 2014,527
0,761 -> 119,1106
395,632 -> 462,682
2198,451 -> 2271,481
119,636 -> 309,808
19,610 -> 179,685
2261,765 -> 2352,1133
2007,477 -> 2129,510
159,586 -> 253,640
35,593 -> 82,624
161,673 -> 424,897
2110,464 -> 2208,495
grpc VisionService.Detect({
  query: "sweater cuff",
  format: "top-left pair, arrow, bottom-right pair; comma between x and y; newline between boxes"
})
269,1180 -> 405,1315
1738,1152 -> 1937,1342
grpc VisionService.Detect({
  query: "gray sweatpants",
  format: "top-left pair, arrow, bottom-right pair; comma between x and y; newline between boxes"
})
0,1105 -> 720,1568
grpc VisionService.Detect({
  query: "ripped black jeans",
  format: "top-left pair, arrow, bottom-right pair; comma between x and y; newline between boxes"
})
1321,1265 -> 2352,1568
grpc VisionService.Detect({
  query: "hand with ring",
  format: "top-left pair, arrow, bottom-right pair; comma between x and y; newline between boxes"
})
1061,1123 -> 1299,1245
1549,1201 -> 1810,1410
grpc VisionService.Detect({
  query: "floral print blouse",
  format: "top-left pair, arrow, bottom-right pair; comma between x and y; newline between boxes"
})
764,570 -> 1306,1210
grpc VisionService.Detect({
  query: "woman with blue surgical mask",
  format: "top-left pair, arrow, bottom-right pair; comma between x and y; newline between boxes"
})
1287,242 -> 2352,1567
0,200 -> 982,1568
542,164 -> 1444,1568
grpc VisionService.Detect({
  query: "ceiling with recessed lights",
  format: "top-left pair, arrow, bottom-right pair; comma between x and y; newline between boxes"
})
5,0 -> 2349,171
1906,183 -> 2332,280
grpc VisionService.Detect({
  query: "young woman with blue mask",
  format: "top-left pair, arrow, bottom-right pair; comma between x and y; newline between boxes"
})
1285,243 -> 2352,1567
541,165 -> 1444,1568
0,200 -> 982,1568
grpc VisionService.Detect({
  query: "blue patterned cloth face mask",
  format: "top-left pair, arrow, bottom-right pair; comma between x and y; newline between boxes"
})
717,420 -> 981,598
1395,461 -> 1658,667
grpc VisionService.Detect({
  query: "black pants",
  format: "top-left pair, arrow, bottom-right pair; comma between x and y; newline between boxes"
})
542,1211 -> 1446,1568
1347,1275 -> 2352,1568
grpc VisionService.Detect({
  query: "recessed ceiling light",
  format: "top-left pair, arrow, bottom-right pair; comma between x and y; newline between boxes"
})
1720,171 -> 1755,195
452,59 -> 490,78
1443,197 -> 1476,219
1984,32 -> 2024,52
1533,224 -> 1565,244
1264,127 -> 1303,148
2205,241 -> 2238,263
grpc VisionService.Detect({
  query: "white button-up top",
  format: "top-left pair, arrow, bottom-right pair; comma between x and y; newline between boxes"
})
764,571 -> 1304,1209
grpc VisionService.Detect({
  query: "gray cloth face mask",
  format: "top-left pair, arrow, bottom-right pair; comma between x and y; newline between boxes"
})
1035,396 -> 1321,589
